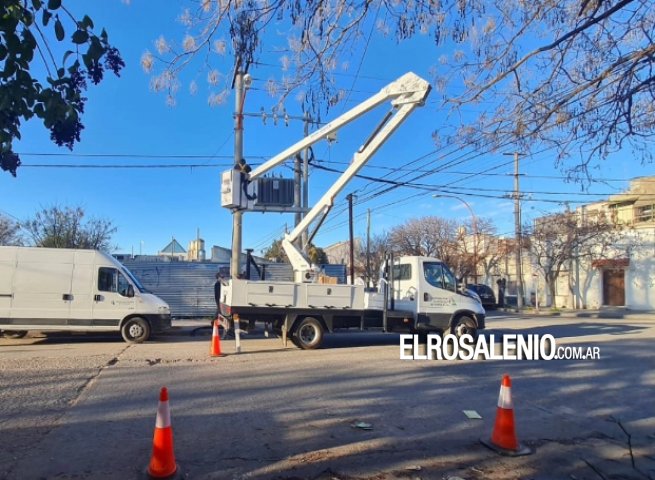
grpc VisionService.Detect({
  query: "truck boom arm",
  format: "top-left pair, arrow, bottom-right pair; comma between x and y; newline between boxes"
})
245,72 -> 431,282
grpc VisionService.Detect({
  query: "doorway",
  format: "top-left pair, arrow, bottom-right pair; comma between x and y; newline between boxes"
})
602,269 -> 625,306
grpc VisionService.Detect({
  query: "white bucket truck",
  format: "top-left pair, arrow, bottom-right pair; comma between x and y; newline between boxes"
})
0,246 -> 171,343
220,72 -> 484,349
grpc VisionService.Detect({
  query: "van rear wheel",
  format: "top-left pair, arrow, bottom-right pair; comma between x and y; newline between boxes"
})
121,317 -> 151,344
1,330 -> 28,339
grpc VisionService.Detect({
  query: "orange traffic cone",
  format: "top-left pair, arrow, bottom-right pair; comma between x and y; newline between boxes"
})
210,318 -> 223,357
147,387 -> 180,479
480,375 -> 533,456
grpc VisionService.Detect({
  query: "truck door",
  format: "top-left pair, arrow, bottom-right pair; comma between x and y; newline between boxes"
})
391,262 -> 418,313
419,261 -> 458,319
92,267 -> 136,326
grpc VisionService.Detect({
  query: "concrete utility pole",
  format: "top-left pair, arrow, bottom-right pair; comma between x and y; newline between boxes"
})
231,68 -> 245,354
302,112 -> 310,250
366,209 -> 371,287
504,151 -> 525,310
231,69 -> 244,281
347,193 -> 355,284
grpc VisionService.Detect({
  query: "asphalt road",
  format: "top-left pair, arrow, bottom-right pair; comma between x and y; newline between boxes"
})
1,313 -> 654,480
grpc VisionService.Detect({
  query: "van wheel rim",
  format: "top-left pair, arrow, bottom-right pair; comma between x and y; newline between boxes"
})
129,324 -> 143,338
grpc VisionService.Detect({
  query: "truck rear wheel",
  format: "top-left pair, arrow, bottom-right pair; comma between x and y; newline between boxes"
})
121,317 -> 151,344
293,317 -> 324,350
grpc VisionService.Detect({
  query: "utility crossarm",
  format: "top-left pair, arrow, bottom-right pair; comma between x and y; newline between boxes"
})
249,72 -> 431,282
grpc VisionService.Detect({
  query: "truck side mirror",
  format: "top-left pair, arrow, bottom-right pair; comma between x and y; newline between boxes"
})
126,285 -> 135,298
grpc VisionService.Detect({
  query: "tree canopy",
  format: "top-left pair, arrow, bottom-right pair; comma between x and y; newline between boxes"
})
0,214 -> 22,245
0,0 -> 124,176
23,205 -> 116,250
146,0 -> 655,179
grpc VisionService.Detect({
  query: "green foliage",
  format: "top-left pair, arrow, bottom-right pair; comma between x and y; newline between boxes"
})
0,1 -> 124,176
262,239 -> 286,262
23,205 -> 116,251
262,238 -> 327,265
307,244 -> 327,265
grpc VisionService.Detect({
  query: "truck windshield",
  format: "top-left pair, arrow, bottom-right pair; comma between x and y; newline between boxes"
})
423,261 -> 457,292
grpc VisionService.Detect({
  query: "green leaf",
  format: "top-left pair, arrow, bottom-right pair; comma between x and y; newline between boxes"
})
80,15 -> 94,30
47,0 -> 61,9
72,30 -> 89,44
63,50 -> 74,65
32,0 -> 43,9
87,37 -> 103,60
54,18 -> 64,41
42,9 -> 51,26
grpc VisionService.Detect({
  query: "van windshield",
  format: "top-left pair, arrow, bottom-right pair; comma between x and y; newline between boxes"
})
122,267 -> 147,293
423,261 -> 457,292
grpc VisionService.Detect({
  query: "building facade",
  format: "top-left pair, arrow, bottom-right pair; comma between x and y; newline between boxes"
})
532,176 -> 655,310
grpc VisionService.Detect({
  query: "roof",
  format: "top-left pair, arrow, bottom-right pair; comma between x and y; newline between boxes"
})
159,239 -> 186,254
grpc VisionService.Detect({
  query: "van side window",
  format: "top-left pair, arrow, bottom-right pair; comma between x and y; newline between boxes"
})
98,267 -> 116,292
98,267 -> 132,297
392,264 -> 411,281
117,272 -> 131,297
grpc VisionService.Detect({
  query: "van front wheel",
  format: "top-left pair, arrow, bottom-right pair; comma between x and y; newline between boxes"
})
121,317 -> 151,344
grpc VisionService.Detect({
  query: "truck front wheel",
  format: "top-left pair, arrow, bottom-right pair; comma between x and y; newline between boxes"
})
293,317 -> 324,350
451,315 -> 477,340
121,317 -> 151,344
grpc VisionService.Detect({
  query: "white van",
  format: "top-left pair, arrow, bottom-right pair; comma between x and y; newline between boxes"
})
0,247 -> 171,343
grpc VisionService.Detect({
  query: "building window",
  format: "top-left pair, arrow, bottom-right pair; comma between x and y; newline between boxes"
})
635,204 -> 654,223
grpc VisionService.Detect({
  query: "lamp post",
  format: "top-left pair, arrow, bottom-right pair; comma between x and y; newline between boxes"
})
432,194 -> 479,283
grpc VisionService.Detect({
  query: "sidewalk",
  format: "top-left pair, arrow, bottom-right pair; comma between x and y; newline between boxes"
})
490,306 -> 655,320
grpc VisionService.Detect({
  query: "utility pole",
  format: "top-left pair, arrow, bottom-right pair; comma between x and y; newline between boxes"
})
302,112 -> 310,250
294,142 -> 302,248
366,209 -> 371,287
347,193 -> 355,284
231,68 -> 244,281
504,151 -> 525,310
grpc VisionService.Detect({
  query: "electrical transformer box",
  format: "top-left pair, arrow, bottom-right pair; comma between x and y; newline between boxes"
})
254,177 -> 294,207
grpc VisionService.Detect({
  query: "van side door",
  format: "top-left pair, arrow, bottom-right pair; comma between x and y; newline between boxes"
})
92,267 -> 136,325
10,255 -> 73,325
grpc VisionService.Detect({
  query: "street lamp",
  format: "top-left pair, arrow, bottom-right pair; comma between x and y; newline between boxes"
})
432,194 -> 479,284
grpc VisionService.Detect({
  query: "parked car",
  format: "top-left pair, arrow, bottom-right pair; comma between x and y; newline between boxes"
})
466,284 -> 497,309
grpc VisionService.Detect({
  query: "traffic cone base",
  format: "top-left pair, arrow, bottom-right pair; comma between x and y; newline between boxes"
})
210,318 -> 224,357
480,374 -> 534,456
480,436 -> 533,457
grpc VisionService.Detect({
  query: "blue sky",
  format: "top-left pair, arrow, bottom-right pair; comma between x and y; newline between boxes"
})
2,1 -> 653,256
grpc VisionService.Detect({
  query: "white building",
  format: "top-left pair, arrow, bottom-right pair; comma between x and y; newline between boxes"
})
532,176 -> 655,310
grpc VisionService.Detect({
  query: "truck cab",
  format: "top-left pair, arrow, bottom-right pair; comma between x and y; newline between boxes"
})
390,256 -> 485,336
